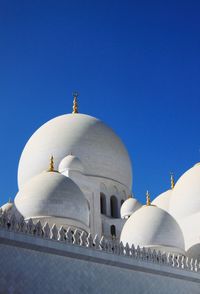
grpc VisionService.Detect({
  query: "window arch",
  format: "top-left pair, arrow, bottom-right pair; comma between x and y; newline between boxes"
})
110,225 -> 116,238
100,193 -> 106,215
110,195 -> 118,218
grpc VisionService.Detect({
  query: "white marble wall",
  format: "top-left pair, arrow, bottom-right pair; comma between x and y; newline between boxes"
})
0,225 -> 199,294
64,169 -> 129,238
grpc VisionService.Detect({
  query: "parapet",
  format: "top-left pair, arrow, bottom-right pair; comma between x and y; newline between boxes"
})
0,211 -> 199,273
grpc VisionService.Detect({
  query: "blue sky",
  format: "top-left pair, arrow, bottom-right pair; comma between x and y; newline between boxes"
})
0,1 -> 200,205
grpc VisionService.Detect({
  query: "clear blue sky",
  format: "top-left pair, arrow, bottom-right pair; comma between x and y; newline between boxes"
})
0,1 -> 200,205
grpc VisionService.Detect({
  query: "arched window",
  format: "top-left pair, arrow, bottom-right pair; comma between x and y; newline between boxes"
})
121,199 -> 124,206
110,195 -> 118,218
110,225 -> 116,238
100,193 -> 106,215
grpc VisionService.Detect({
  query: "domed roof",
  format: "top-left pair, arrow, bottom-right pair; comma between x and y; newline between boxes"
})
1,201 -> 14,213
152,190 -> 172,213
18,113 -> 132,190
120,205 -> 185,254
186,243 -> 200,260
175,212 -> 200,250
59,155 -> 84,173
170,163 -> 200,219
120,197 -> 142,219
14,171 -> 89,227
1,201 -> 22,220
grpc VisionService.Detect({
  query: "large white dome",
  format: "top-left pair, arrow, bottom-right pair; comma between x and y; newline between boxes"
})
152,189 -> 172,213
18,113 -> 132,190
177,212 -> 200,250
170,163 -> 200,219
14,171 -> 89,229
120,205 -> 185,254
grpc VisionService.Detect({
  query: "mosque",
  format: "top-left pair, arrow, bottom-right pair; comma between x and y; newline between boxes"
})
0,94 -> 200,293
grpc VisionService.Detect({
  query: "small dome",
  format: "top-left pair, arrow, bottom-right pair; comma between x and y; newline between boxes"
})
59,155 -> 84,173
0,201 -> 22,220
1,201 -> 13,213
186,243 -> 200,260
14,171 -> 89,229
120,205 -> 185,254
170,163 -> 200,219
120,197 -> 142,219
152,190 -> 172,213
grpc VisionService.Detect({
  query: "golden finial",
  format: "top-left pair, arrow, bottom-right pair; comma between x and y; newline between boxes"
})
128,195 -> 132,199
72,91 -> 78,114
170,173 -> 175,189
48,156 -> 54,172
146,190 -> 151,206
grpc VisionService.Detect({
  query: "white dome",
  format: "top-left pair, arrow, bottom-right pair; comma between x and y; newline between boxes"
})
1,201 -> 22,220
175,212 -> 200,250
120,197 -> 142,219
120,205 -> 185,254
170,163 -> 200,219
186,243 -> 200,260
59,155 -> 84,173
1,202 -> 13,213
152,189 -> 172,213
14,171 -> 89,228
18,114 -> 132,190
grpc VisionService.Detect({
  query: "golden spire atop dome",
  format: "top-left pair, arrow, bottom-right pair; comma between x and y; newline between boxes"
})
48,156 -> 55,172
170,173 -> 175,189
146,190 -> 151,206
72,91 -> 78,114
